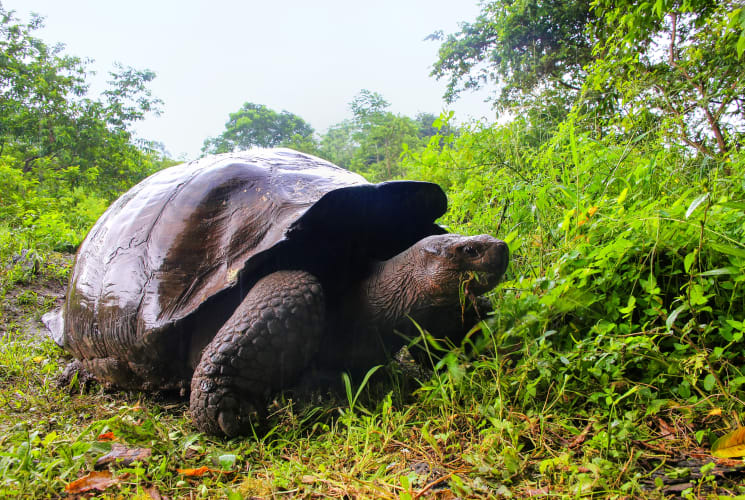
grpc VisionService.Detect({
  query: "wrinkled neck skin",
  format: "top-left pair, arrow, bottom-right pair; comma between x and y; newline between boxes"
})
362,249 -> 421,329
356,246 -> 459,336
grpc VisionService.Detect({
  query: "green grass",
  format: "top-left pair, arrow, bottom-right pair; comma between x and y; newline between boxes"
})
0,255 -> 743,499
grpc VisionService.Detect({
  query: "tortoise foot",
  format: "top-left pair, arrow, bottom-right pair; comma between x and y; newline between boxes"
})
189,270 -> 325,436
190,379 -> 261,436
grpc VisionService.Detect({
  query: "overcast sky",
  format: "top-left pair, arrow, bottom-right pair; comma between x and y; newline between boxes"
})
6,0 -> 495,160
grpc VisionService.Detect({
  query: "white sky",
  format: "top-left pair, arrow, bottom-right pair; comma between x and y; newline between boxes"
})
6,0 -> 495,160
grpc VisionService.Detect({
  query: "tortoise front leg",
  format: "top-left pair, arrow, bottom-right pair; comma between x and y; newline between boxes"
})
190,270 -> 325,436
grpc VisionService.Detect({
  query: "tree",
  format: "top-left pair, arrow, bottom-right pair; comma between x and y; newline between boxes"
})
414,112 -> 456,140
319,119 -> 357,168
429,0 -> 598,111
430,0 -> 745,155
349,89 -> 390,122
347,90 -> 421,180
202,102 -> 316,154
590,0 -> 745,156
316,91 -> 445,181
0,5 -> 167,249
0,6 -> 164,196
414,112 -> 441,141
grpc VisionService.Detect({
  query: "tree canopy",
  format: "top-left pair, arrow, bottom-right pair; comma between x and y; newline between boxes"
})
0,5 -> 167,249
206,90 -> 448,182
431,0 -> 745,155
202,102 -> 315,154
590,0 -> 745,155
429,0 -> 598,110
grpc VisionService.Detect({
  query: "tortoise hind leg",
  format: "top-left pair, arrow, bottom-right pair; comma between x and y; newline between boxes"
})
190,270 -> 325,436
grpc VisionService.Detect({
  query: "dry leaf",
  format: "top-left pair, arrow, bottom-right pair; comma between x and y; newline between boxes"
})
64,470 -> 119,494
143,486 -> 166,499
657,418 -> 676,438
707,408 -> 722,416
711,427 -> 745,458
568,421 -> 593,449
178,466 -> 211,477
301,475 -> 316,484
97,431 -> 117,441
177,465 -> 233,477
715,457 -> 745,467
95,443 -> 152,469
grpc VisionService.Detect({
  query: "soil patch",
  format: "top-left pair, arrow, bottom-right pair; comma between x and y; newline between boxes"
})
1,252 -> 72,340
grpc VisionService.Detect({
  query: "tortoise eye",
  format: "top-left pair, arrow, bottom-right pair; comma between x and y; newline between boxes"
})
462,245 -> 479,257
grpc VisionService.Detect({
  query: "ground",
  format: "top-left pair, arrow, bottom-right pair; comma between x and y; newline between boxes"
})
0,253 -> 743,498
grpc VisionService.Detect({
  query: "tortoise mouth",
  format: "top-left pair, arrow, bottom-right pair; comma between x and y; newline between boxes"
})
460,269 -> 505,297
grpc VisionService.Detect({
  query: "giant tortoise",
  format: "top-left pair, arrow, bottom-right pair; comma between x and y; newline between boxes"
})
45,148 -> 509,436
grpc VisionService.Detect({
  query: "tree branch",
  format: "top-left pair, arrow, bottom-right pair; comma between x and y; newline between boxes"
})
665,15 -> 728,154
653,84 -> 715,157
669,12 -> 677,66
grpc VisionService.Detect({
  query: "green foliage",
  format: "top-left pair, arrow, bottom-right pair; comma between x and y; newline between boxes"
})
203,91 -> 448,182
590,0 -> 745,156
405,113 -> 745,422
432,0 -> 745,155
347,94 -> 421,180
429,0 -> 598,109
0,5 -> 170,253
318,90 -> 440,181
202,102 -> 316,154
318,119 -> 357,168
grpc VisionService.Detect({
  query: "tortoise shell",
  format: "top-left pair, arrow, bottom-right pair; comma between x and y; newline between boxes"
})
61,149 -> 447,384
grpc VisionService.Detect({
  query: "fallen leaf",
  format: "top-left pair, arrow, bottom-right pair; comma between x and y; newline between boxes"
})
64,470 -> 119,494
95,443 -> 152,469
301,475 -> 316,484
177,465 -> 233,477
711,427 -> 745,458
707,408 -> 722,417
143,486 -> 165,499
568,421 -> 593,449
715,457 -> 745,467
178,466 -> 210,477
526,487 -> 550,496
657,418 -> 676,439
184,446 -> 203,460
97,431 -> 117,441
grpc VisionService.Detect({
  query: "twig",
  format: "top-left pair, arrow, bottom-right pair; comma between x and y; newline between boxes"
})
413,472 -> 455,499
495,198 -> 510,235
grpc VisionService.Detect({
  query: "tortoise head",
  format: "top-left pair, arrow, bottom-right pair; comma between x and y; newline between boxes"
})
413,233 -> 509,304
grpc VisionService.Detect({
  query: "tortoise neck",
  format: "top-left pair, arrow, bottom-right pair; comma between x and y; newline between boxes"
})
361,247 -> 422,327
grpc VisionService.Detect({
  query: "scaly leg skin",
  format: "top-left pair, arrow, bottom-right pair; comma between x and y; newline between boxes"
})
190,270 -> 325,436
